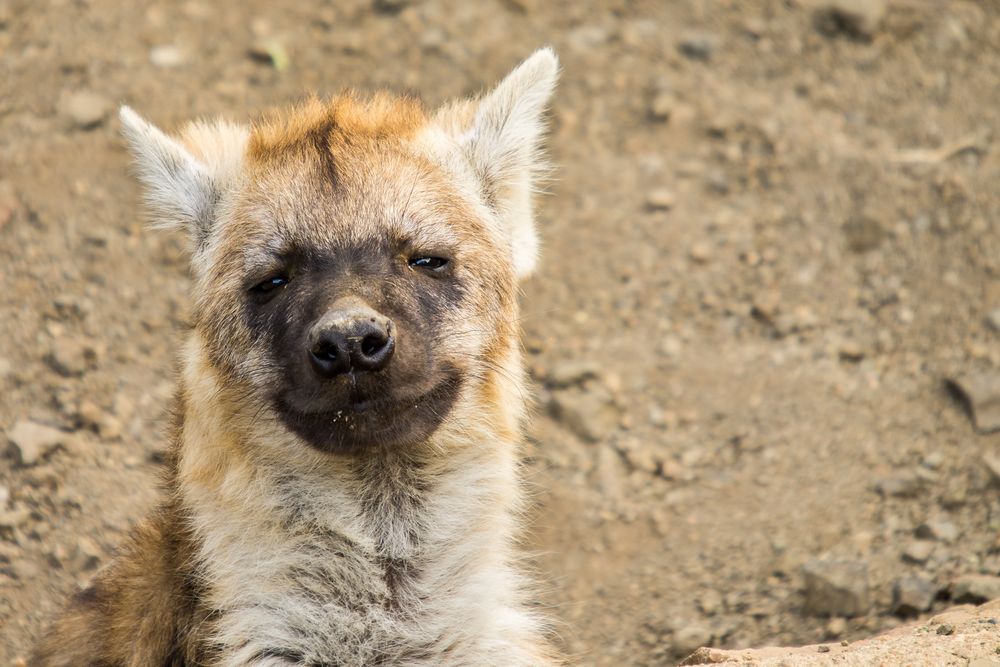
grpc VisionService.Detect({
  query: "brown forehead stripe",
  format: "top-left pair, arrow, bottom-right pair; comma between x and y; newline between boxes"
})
248,93 -> 427,164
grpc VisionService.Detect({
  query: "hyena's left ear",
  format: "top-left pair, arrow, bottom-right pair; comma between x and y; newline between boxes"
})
440,48 -> 559,277
119,106 -> 248,248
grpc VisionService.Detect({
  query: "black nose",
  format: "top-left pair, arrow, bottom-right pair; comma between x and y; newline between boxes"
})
308,306 -> 395,378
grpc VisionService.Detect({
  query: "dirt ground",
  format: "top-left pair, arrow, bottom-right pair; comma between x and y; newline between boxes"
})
2,0 -> 1000,664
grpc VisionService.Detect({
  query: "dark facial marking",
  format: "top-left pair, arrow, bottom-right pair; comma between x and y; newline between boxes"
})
241,239 -> 465,454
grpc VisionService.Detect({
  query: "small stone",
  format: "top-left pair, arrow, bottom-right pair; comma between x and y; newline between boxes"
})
921,451 -> 945,471
0,507 -> 31,531
697,589 -> 724,617
58,90 -> 112,129
677,30 -> 719,61
549,386 -> 620,443
892,576 -> 935,617
982,452 -> 1000,486
149,45 -> 186,68
97,415 -> 123,440
948,374 -> 1000,433
952,575 -> 1000,604
986,308 -> 1000,333
689,242 -> 712,264
916,520 -> 959,543
672,623 -> 712,655
838,339 -> 865,362
373,0 -> 412,13
825,617 -> 847,637
802,559 -> 871,617
815,0 -> 887,39
73,536 -> 102,571
843,215 -> 885,252
248,39 -> 290,70
901,540 -> 935,564
545,360 -> 602,388
936,623 -> 955,636
47,337 -> 99,377
817,645 -> 831,653
0,180 -> 21,230
649,93 -> 674,121
645,189 -> 675,211
874,474 -> 923,498
6,420 -> 67,466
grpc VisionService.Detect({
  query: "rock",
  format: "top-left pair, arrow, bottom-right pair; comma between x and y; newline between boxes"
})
952,575 -> 1000,604
838,339 -> 865,362
645,188 -> 675,211
815,0 -> 887,39
689,242 -> 712,264
649,92 -> 675,122
901,540 -> 934,565
595,445 -> 626,501
915,520 -> 959,543
948,373 -> 1000,432
982,452 -> 1000,486
802,559 -> 871,617
986,308 -> 1000,333
47,337 -> 99,377
545,360 -> 602,388
6,419 -> 67,466
73,536 -> 102,571
698,589 -> 724,617
969,659 -> 1000,667
0,507 -> 31,532
843,215 -> 885,252
149,45 -> 186,68
550,386 -> 620,443
58,90 -> 111,129
677,30 -> 719,61
0,180 -> 21,230
825,617 -> 847,638
248,39 -> 289,70
874,474 -> 923,499
936,623 -> 955,636
892,576 -> 935,617
673,623 -> 712,656
373,0 -> 412,13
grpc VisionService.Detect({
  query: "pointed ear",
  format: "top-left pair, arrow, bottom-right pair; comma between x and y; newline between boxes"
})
454,48 -> 559,277
119,106 -> 245,247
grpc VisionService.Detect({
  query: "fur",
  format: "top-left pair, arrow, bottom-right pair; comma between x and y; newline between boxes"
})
33,49 -> 560,666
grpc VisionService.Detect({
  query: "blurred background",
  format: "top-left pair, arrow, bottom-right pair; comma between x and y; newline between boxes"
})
2,0 -> 1000,664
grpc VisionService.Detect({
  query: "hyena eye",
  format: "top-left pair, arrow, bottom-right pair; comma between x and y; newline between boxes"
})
249,275 -> 289,299
409,257 -> 450,272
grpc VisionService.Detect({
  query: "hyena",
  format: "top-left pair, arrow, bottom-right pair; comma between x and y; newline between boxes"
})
33,49 -> 560,666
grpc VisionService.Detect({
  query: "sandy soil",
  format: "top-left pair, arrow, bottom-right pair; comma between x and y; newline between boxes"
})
2,0 -> 1000,664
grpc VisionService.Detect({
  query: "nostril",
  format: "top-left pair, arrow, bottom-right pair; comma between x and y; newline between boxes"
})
360,333 -> 386,357
312,341 -> 339,362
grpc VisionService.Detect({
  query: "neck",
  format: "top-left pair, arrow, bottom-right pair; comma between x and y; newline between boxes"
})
169,335 -> 544,665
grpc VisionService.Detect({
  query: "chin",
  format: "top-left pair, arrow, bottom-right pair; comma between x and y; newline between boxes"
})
276,373 -> 463,455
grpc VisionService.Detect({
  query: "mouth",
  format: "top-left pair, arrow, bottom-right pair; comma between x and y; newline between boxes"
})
276,373 -> 462,454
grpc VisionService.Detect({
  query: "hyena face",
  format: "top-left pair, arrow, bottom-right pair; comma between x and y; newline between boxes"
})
120,50 -> 558,454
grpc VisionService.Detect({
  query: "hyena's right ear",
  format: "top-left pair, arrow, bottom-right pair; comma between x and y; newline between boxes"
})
119,106 -> 247,246
433,48 -> 559,278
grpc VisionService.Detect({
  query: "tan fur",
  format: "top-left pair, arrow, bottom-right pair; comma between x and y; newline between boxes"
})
34,49 -> 559,667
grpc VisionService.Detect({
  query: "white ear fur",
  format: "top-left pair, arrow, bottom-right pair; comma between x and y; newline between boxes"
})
463,48 -> 559,277
119,106 -> 246,245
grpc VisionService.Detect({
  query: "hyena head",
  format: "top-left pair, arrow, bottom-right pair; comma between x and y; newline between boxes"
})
120,49 -> 558,455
